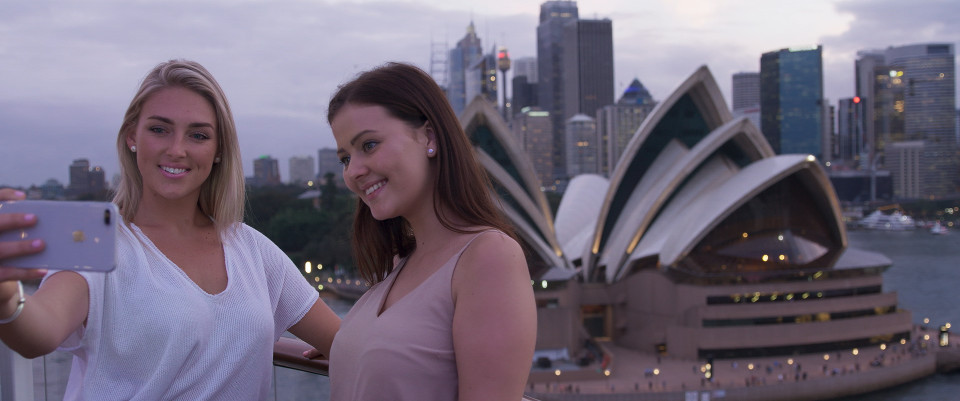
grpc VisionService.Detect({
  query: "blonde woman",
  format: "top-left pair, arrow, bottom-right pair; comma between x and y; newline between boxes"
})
0,60 -> 339,400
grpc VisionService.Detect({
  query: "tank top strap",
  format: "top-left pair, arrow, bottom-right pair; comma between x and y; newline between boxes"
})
448,229 -> 505,269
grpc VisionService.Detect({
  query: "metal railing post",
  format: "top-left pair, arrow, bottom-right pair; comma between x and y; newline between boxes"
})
0,344 -> 33,401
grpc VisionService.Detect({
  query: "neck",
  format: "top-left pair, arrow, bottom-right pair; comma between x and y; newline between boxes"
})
133,193 -> 208,232
405,204 -> 470,254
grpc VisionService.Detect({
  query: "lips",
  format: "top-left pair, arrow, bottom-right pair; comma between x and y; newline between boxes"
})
364,180 -> 386,196
160,165 -> 189,177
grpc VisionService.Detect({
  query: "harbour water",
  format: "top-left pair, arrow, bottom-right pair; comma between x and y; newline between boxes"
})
31,230 -> 959,400
832,229 -> 960,400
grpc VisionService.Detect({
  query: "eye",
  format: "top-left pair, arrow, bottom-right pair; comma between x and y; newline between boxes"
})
149,126 -> 166,134
361,140 -> 378,152
189,131 -> 211,141
338,155 -> 351,166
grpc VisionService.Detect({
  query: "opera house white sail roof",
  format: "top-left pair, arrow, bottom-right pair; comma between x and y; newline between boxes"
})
461,65 -> 876,285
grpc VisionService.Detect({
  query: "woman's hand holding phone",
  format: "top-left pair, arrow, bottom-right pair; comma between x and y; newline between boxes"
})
0,188 -> 47,282
0,188 -> 47,324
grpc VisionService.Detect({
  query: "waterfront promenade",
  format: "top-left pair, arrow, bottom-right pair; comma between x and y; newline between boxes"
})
527,326 -> 958,401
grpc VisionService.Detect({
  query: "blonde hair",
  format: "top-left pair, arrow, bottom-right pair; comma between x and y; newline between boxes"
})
113,59 -> 245,232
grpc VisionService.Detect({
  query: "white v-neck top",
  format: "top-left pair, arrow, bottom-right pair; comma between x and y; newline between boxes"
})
329,231 -> 496,401
47,221 -> 318,401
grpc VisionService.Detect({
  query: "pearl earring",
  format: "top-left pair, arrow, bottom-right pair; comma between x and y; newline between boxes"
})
427,148 -> 435,156
214,156 -> 221,163
130,145 -> 137,153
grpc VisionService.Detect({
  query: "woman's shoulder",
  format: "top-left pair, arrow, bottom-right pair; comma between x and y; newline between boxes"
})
457,228 -> 524,274
467,228 -> 519,250
225,222 -> 267,243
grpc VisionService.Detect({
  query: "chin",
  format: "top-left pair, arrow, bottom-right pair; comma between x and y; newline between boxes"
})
367,207 -> 398,222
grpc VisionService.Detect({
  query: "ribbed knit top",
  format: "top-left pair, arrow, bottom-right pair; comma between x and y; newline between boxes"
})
48,222 -> 318,400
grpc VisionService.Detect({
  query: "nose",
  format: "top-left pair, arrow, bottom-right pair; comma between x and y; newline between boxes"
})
166,134 -> 187,158
343,156 -> 368,185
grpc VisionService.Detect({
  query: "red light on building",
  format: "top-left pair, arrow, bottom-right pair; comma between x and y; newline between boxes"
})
853,96 -> 861,104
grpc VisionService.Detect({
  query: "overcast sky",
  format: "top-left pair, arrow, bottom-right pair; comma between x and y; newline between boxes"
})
2,0 -> 958,188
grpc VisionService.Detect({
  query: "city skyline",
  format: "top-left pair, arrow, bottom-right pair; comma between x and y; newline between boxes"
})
1,0 -> 958,188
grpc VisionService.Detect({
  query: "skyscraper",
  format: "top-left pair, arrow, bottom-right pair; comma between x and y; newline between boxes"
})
760,45 -> 824,158
872,43 -> 958,199
563,18 -> 614,122
465,49 -> 498,109
731,72 -> 761,130
731,72 -> 760,110
537,1 -> 614,185
446,21 -> 483,116
537,0 -> 579,185
597,78 -> 656,175
512,56 -> 538,83
836,98 -> 859,165
855,50 -> 885,167
511,56 -> 539,115
512,75 -> 538,116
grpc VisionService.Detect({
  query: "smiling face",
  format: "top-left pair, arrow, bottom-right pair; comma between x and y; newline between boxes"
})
332,103 -> 436,222
126,86 -> 219,203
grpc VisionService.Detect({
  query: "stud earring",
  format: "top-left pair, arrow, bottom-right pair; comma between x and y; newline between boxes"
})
214,156 -> 221,163
130,145 -> 137,153
427,148 -> 435,156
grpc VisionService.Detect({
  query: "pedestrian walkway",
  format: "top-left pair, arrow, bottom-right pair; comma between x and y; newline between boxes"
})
527,325 -> 954,401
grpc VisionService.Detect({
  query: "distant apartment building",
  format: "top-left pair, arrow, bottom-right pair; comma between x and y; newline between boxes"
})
885,141 -> 924,199
288,155 -> 316,185
251,155 -> 281,187
317,148 -> 343,187
67,158 -> 106,198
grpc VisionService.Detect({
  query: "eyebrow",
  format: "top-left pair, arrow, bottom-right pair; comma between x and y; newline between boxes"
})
146,115 -> 215,129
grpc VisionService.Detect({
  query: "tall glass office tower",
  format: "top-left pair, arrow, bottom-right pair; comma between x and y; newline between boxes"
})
537,1 -> 579,187
446,21 -> 483,116
760,46 -> 824,159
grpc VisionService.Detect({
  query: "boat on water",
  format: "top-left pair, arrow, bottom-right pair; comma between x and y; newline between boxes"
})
930,221 -> 949,235
858,210 -> 917,231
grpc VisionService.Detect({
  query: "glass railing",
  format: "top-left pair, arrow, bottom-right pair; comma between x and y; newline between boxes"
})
271,337 -> 541,401
8,338 -> 536,401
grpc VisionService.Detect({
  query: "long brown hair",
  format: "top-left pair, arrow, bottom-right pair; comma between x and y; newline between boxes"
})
328,62 -> 515,284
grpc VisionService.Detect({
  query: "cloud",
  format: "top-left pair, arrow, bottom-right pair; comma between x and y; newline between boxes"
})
1,0 -> 957,189
819,0 -> 960,101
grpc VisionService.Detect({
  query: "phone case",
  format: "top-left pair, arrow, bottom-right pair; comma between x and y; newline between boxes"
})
0,200 -> 119,272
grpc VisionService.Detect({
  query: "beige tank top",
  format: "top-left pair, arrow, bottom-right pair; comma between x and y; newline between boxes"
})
329,231 -> 496,400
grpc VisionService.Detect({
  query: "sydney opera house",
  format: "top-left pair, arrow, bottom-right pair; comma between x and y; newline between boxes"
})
460,66 -> 923,398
